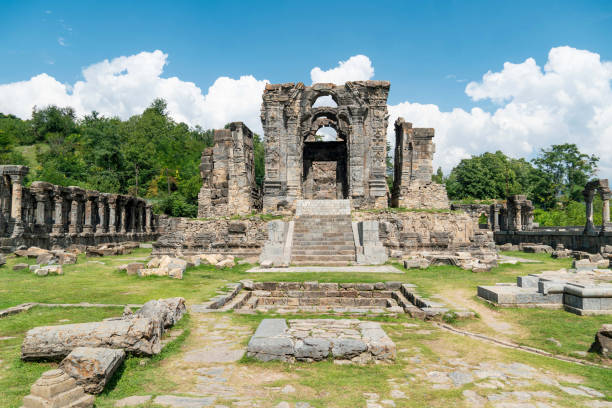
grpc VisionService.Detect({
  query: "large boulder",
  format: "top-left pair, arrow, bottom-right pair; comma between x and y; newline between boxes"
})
21,317 -> 162,360
136,297 -> 186,329
60,347 -> 125,394
589,324 -> 612,358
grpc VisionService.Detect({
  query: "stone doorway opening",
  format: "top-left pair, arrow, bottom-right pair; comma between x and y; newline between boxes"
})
302,122 -> 348,200
302,140 -> 348,200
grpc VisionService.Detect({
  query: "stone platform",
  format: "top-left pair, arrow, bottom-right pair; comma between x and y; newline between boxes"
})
478,269 -> 612,315
246,318 -> 395,363
247,265 -> 402,273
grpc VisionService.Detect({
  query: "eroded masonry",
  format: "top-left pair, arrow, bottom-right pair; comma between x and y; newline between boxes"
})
0,165 -> 159,251
153,81 -> 500,265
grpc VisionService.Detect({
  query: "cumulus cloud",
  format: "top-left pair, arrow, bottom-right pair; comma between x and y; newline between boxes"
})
310,55 -> 374,84
1,48 -> 611,179
0,50 -> 268,133
388,46 -> 612,179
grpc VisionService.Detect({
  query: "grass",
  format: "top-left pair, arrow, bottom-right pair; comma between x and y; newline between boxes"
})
0,248 -> 611,407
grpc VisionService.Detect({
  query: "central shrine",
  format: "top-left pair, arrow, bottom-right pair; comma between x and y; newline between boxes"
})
261,81 -> 391,210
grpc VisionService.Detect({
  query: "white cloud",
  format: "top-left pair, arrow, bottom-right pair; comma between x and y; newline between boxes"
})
0,48 -> 610,180
388,46 -> 612,179
0,50 -> 268,134
310,55 -> 374,84
58,37 -> 66,46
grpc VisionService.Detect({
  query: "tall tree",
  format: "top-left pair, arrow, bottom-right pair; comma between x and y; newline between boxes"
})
531,143 -> 599,202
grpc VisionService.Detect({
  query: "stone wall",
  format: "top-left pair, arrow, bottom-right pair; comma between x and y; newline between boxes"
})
261,81 -> 390,211
155,209 -> 493,259
353,210 -> 494,256
0,165 -> 159,252
197,122 -> 261,218
391,118 -> 449,209
152,217 -> 268,257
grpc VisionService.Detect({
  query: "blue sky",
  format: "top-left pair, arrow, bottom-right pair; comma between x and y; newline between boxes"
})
1,0 -> 612,176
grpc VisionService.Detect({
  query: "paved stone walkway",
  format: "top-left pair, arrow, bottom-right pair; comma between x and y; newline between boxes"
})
247,265 -> 403,273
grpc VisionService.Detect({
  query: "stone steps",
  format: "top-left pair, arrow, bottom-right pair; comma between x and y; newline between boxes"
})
291,249 -> 356,256
291,209 -> 356,266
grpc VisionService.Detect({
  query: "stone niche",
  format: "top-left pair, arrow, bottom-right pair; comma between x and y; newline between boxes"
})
391,118 -> 449,209
261,81 -> 390,211
197,122 -> 261,218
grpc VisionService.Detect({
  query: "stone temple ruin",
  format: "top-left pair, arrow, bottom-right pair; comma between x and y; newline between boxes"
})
197,122 -> 261,218
260,81 -> 391,211
155,80 -> 497,267
0,165 -> 159,252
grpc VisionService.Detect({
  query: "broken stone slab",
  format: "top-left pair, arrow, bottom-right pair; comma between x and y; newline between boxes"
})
13,263 -> 28,271
60,347 -> 125,394
22,369 -> 94,408
15,247 -> 50,259
21,317 -> 162,360
135,297 -> 186,329
589,324 -> 612,358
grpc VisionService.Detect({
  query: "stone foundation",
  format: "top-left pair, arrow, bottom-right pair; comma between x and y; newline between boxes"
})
477,269 -> 612,315
152,217 -> 268,257
246,318 -> 395,363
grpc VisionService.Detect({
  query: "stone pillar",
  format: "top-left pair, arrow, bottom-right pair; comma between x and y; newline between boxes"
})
68,198 -> 79,234
513,204 -> 522,231
120,200 -> 127,234
9,174 -> 25,237
34,193 -> 46,226
108,196 -> 117,233
51,195 -> 64,234
584,188 -> 596,234
145,205 -> 152,233
97,196 -> 107,234
601,191 -> 611,234
82,195 -> 94,234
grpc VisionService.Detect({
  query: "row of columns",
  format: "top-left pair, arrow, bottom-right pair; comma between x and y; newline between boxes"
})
0,164 -> 156,238
492,195 -> 535,232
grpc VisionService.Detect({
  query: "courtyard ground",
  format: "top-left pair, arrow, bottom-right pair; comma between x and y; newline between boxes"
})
0,249 -> 610,407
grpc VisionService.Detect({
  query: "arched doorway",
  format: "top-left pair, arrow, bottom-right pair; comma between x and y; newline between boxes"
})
302,101 -> 349,199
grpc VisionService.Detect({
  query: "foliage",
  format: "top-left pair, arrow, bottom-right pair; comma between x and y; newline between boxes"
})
534,195 -> 606,227
532,143 -> 599,202
0,100 -> 213,217
445,151 -> 536,201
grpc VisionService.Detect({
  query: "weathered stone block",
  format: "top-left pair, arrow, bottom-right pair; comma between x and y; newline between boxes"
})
21,317 -> 162,360
60,347 -> 125,394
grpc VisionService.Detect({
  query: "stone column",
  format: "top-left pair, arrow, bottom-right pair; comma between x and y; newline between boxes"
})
82,195 -> 94,234
108,196 -> 117,233
145,205 -> 152,233
9,174 -> 25,237
601,191 -> 611,234
68,197 -> 79,234
513,204 -> 522,231
97,196 -> 107,234
34,193 -> 46,227
120,200 -> 127,234
584,188 -> 596,234
51,195 -> 64,234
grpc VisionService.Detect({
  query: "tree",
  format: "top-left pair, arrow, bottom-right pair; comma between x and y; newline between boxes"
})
531,143 -> 599,202
445,151 -> 536,200
432,167 -> 444,184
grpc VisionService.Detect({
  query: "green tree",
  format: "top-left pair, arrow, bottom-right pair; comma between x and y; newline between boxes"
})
432,167 -> 444,184
446,151 -> 535,200
531,143 -> 599,203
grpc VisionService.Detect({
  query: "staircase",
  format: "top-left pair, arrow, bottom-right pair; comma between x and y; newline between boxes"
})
291,200 -> 356,266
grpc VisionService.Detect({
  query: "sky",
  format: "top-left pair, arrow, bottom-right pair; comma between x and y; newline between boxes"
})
1,0 -> 612,178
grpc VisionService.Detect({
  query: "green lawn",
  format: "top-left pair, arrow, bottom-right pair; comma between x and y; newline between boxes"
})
0,249 -> 610,407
